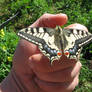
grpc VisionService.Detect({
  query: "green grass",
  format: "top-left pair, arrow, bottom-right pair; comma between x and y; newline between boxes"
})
0,0 -> 92,92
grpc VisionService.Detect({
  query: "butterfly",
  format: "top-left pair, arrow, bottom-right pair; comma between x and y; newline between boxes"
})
17,26 -> 92,64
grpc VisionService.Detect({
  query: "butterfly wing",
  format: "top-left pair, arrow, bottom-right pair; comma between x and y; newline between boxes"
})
18,27 -> 62,63
18,26 -> 92,63
63,28 -> 92,60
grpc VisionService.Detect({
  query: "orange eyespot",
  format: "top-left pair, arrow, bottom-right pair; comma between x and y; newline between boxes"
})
57,52 -> 62,56
64,51 -> 70,56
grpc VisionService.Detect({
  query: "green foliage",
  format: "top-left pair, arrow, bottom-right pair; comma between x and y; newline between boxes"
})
0,0 -> 92,91
54,0 -> 92,29
0,27 -> 19,82
0,0 -> 55,30
74,58 -> 92,92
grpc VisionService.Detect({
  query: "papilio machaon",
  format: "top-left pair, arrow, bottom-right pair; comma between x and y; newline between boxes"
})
18,26 -> 92,64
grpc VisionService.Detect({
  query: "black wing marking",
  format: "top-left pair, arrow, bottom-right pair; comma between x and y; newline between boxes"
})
75,34 -> 92,47
18,30 -> 46,45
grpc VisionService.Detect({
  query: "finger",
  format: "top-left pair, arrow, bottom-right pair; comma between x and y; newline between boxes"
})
34,73 -> 79,92
29,53 -> 79,73
30,13 -> 68,28
34,62 -> 81,82
66,73 -> 79,92
64,23 -> 88,32
30,58 -> 81,82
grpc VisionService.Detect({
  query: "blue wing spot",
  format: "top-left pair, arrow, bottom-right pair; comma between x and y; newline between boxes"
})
43,44 -> 57,56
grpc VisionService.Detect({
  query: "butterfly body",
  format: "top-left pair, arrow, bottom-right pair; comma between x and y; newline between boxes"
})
18,26 -> 92,64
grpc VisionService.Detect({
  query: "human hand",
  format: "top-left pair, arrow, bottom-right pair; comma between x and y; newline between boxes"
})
1,13 -> 83,92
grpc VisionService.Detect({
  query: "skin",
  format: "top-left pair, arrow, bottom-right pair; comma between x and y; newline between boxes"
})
0,13 -> 85,92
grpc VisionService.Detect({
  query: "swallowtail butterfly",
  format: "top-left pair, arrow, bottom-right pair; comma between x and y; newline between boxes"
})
18,26 -> 92,64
